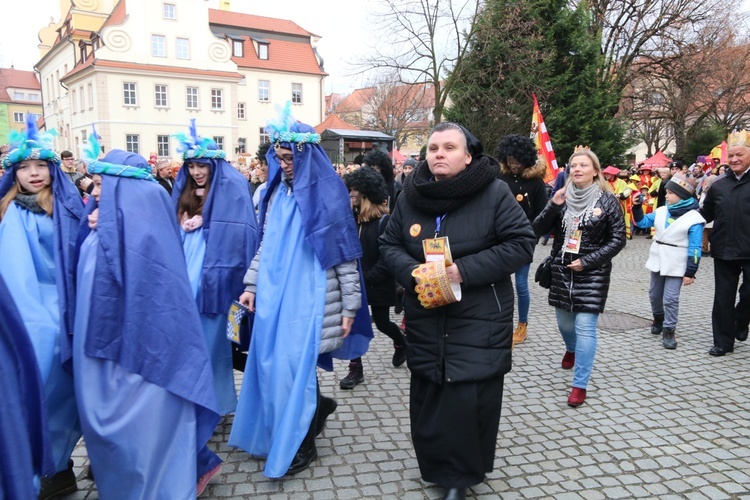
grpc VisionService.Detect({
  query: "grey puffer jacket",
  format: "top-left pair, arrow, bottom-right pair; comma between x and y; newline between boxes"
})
242,181 -> 360,354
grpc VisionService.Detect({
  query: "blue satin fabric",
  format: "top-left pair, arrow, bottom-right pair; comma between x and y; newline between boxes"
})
0,273 -> 53,498
229,182 -> 326,478
0,205 -> 80,473
182,225 -> 237,415
74,232 -> 197,499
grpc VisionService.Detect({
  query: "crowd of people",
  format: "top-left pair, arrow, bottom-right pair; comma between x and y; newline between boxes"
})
0,107 -> 748,500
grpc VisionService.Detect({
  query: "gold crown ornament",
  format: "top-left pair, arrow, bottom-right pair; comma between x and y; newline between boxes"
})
727,129 -> 750,148
573,145 -> 590,153
411,261 -> 462,309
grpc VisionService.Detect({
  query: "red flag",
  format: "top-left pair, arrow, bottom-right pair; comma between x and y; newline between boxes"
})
531,94 -> 558,183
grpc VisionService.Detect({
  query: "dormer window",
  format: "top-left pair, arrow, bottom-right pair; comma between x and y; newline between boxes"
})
232,40 -> 243,57
258,43 -> 269,60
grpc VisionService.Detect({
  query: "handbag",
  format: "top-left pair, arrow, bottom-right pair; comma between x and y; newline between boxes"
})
534,256 -> 553,289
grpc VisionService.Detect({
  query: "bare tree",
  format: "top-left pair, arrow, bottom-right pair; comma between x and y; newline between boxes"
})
359,0 -> 481,124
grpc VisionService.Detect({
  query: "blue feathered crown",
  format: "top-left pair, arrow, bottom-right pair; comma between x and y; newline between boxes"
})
1,114 -> 60,169
80,126 -> 155,181
172,119 -> 226,160
266,102 -> 321,151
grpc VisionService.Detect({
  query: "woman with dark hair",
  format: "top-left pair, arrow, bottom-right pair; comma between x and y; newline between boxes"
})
495,134 -> 548,346
532,148 -> 626,407
338,166 -> 406,389
363,148 -> 402,212
380,122 -> 536,499
0,116 -> 84,498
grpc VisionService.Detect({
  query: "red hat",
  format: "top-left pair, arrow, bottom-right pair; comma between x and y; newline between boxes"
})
602,166 -> 621,176
638,165 -> 653,171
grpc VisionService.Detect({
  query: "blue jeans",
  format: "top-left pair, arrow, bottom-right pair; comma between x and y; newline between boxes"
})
555,309 -> 599,389
648,272 -> 683,329
514,263 -> 531,323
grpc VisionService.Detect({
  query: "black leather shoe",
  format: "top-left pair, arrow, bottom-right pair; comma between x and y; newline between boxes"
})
709,345 -> 734,356
443,487 -> 467,500
315,396 -> 337,436
286,440 -> 317,475
736,327 -> 749,342
39,459 -> 77,500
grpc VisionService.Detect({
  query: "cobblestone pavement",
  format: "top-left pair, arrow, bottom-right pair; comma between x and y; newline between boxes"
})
67,236 -> 750,499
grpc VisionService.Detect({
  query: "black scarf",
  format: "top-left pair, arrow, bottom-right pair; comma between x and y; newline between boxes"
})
14,193 -> 46,214
403,155 -> 500,214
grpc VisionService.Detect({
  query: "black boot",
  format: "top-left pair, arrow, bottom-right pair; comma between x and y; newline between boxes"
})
39,459 -> 77,500
392,331 -> 407,367
443,487 -> 467,500
651,314 -> 664,335
339,360 -> 364,390
315,395 -> 337,436
662,327 -> 677,349
287,415 -> 317,475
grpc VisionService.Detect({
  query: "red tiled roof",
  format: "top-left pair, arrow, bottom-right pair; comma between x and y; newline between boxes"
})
314,114 -> 359,133
0,68 -> 41,103
227,36 -> 325,76
208,9 -> 314,37
335,87 -> 375,113
62,59 -> 243,82
102,0 -> 127,29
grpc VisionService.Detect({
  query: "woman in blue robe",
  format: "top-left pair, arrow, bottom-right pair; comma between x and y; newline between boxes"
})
73,143 -> 222,498
171,120 -> 258,416
0,116 -> 83,498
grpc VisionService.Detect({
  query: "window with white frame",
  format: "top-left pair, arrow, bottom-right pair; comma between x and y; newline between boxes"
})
292,83 -> 303,104
211,89 -> 223,110
79,86 -> 85,110
186,86 -> 198,109
71,89 -> 77,112
176,38 -> 189,59
28,93 -> 40,102
81,130 -> 88,145
259,127 -> 270,145
163,3 -> 176,19
258,80 -> 269,102
126,134 -> 140,154
88,84 -> 94,109
13,91 -> 24,100
13,112 -> 24,123
157,135 -> 170,156
155,84 -> 168,107
258,43 -> 269,60
123,82 -> 137,106
152,35 -> 166,57
212,136 -> 224,151
232,40 -> 243,57
237,102 -> 246,120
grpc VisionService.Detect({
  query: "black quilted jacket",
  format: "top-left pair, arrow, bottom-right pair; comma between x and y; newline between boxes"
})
532,191 -> 626,313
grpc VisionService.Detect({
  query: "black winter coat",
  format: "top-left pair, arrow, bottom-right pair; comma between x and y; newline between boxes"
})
379,179 -> 536,384
359,215 -> 397,306
497,159 -> 548,224
532,191 -> 626,313
700,170 -> 750,260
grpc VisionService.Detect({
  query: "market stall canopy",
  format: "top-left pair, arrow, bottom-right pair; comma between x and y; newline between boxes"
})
641,151 -> 672,168
319,129 -> 396,164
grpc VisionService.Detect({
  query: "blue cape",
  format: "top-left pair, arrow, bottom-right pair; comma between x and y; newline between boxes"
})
0,274 -> 54,498
77,150 -> 219,422
172,157 -> 258,314
261,135 -> 362,269
0,159 -> 84,365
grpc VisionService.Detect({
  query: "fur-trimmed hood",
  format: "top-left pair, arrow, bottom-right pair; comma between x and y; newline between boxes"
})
499,158 -> 547,180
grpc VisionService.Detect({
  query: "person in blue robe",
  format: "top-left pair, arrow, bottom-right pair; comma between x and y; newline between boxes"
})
0,115 -> 84,499
74,139 -> 222,498
228,103 -> 372,478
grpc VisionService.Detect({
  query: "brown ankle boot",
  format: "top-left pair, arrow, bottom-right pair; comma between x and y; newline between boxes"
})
513,323 -> 528,344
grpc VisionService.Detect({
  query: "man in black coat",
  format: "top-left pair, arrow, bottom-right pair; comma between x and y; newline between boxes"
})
154,160 -> 174,195
700,132 -> 750,356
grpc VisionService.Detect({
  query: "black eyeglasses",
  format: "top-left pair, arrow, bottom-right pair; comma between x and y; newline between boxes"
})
275,154 -> 294,164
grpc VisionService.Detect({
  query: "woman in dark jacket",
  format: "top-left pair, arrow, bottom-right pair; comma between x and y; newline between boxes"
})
533,148 -> 626,408
496,134 -> 548,346
380,122 -> 536,500
338,166 -> 406,390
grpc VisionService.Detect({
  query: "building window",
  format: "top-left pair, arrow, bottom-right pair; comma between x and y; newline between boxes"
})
13,112 -> 24,123
258,43 -> 269,60
176,38 -> 189,59
292,83 -> 303,104
186,86 -> 198,109
81,130 -> 88,145
126,134 -> 140,154
213,136 -> 224,151
259,127 -> 270,145
232,40 -> 243,57
211,89 -> 223,110
71,89 -> 77,112
13,91 -> 24,100
152,35 -> 166,57
157,135 -> 170,156
155,84 -> 168,107
237,137 -> 246,154
237,102 -> 246,120
258,80 -> 269,102
79,86 -> 85,110
87,84 -> 94,109
163,3 -> 176,19
123,82 -> 137,106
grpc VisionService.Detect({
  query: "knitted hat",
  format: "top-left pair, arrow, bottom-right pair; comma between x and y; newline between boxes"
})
344,166 -> 388,205
664,174 -> 696,200
403,158 -> 418,168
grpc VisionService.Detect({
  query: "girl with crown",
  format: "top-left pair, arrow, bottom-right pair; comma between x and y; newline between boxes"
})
0,116 -> 84,498
73,138 -> 221,497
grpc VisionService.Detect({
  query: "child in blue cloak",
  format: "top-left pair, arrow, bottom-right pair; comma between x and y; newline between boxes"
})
228,103 -> 373,478
171,120 -> 259,416
74,143 -> 222,498
0,115 -> 84,499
